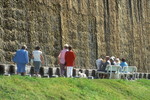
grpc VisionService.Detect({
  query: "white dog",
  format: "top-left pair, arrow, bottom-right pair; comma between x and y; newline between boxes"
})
78,71 -> 87,78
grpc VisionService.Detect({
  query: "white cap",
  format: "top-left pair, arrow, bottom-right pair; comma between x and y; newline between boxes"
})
110,58 -> 114,61
64,44 -> 69,47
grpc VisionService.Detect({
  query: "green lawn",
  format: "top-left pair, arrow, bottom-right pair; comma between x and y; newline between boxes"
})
0,75 -> 149,100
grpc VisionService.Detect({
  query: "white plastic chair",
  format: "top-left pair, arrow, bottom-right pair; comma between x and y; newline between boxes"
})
96,65 -> 107,79
128,66 -> 138,79
106,65 -> 122,79
121,66 -> 137,80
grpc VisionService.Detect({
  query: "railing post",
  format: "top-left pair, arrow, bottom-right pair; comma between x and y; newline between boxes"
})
0,65 -> 5,75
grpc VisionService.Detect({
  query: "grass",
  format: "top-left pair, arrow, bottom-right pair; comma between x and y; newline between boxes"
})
0,75 -> 149,100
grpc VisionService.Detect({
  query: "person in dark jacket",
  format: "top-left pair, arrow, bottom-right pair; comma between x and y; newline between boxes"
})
13,45 -> 29,75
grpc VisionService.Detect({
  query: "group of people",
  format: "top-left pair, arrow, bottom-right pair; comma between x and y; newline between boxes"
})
96,56 -> 128,78
13,44 -> 128,78
58,44 -> 76,77
13,44 -> 76,77
13,45 -> 44,76
96,56 -> 128,71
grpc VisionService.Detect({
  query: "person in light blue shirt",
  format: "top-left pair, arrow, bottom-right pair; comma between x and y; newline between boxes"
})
120,58 -> 128,67
13,45 -> 29,75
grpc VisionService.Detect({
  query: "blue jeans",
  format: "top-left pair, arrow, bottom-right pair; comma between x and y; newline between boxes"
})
33,61 -> 41,73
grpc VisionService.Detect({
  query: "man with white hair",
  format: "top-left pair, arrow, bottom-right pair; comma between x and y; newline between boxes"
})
115,58 -> 120,65
58,44 -> 69,77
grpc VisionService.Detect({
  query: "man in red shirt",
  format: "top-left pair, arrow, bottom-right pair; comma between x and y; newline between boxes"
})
65,45 -> 76,77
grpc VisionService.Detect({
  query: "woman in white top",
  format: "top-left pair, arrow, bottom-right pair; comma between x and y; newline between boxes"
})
32,46 -> 44,75
115,58 -> 120,65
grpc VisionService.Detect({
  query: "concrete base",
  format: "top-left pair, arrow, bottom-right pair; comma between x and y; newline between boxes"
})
88,76 -> 94,79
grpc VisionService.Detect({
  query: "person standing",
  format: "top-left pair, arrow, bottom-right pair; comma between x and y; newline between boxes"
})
32,46 -> 44,76
65,45 -> 76,78
58,44 -> 69,77
13,45 -> 29,75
